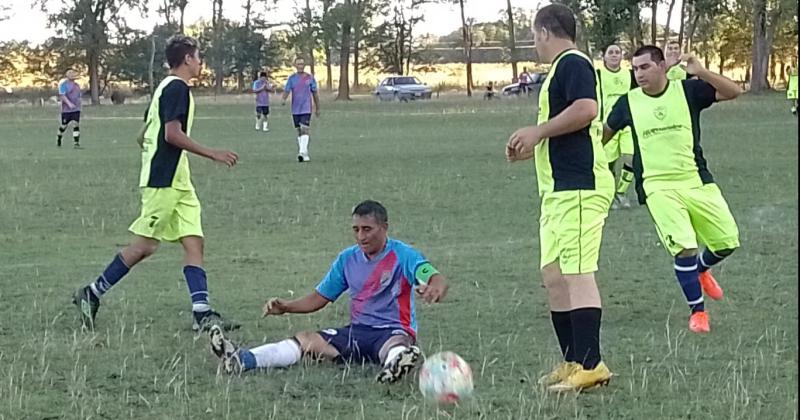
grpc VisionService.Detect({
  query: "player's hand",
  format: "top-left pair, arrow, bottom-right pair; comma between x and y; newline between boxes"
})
416,276 -> 448,304
506,143 -> 533,162
507,126 -> 542,156
281,100 -> 287,106
680,54 -> 705,75
315,108 -> 321,118
262,298 -> 289,317
210,149 -> 239,167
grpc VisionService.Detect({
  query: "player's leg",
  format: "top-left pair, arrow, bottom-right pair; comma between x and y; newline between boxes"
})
646,190 -> 709,332
57,114 -> 69,147
297,115 -> 312,162
687,183 -> 741,300
207,325 -> 307,374
537,194 -> 583,387
375,331 -> 421,383
292,115 -> 303,161
262,106 -> 270,131
72,188 -> 174,329
71,112 -> 81,148
255,107 -> 262,130
547,190 -> 614,391
613,129 -> 635,208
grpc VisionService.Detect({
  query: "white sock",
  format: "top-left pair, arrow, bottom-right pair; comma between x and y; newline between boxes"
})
296,136 -> 302,154
192,303 -> 210,312
299,134 -> 310,155
262,119 -> 269,130
255,117 -> 261,129
383,345 -> 408,367
250,339 -> 302,368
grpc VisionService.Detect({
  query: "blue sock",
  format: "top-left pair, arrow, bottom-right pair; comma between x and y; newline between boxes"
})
183,265 -> 210,312
697,249 -> 726,273
238,348 -> 257,371
674,256 -> 704,313
90,254 -> 130,297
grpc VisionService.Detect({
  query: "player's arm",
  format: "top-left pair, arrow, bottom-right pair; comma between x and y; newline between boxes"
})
281,77 -> 293,104
410,260 -> 448,304
135,123 -> 147,148
682,54 -> 742,101
312,90 -> 321,116
262,291 -> 330,316
602,95 -> 632,145
58,84 -> 75,109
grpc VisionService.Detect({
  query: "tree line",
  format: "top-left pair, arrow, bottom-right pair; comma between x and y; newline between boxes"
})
0,0 -> 796,103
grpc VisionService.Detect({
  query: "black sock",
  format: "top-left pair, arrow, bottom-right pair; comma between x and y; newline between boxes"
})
570,308 -> 602,370
551,311 -> 575,362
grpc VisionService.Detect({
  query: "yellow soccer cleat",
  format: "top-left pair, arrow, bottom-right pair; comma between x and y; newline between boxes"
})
537,361 -> 581,386
547,361 -> 613,392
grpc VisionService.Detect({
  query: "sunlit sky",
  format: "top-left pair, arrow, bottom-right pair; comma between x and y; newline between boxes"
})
0,0 -> 681,44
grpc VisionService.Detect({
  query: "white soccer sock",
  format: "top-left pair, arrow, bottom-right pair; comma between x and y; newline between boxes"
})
383,345 -> 409,367
255,117 -> 261,129
299,134 -> 310,155
262,119 -> 269,130
250,339 -> 302,368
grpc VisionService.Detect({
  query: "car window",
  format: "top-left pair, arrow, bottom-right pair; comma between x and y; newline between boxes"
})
394,77 -> 420,85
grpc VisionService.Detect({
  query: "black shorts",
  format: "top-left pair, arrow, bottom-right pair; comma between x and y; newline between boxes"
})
61,111 -> 80,125
317,324 -> 414,364
256,106 -> 270,116
292,113 -> 312,128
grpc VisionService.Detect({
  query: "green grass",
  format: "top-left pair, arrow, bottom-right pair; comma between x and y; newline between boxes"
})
0,92 -> 796,419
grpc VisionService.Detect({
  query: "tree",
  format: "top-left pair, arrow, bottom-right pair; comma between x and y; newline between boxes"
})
336,0 -> 355,100
211,0 -> 225,94
664,0 -> 677,45
587,0 -> 638,52
650,0 -> 659,43
458,0 -> 473,96
36,0 -> 145,104
750,0 -> 792,91
506,0 -> 518,80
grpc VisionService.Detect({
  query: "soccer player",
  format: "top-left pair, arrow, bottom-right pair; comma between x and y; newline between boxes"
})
597,43 -> 638,209
72,35 -> 241,333
252,71 -> 274,131
665,40 -> 691,81
519,67 -> 531,96
57,68 -> 82,148
787,64 -> 798,115
207,200 -> 449,384
281,57 -> 320,162
603,45 -> 742,334
505,4 -> 615,392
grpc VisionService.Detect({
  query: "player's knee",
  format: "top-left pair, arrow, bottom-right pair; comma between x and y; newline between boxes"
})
300,126 -> 309,135
677,248 -> 698,258
293,331 -> 323,354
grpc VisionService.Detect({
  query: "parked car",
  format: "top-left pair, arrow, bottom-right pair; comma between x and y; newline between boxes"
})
374,76 -> 433,101
501,72 -> 547,96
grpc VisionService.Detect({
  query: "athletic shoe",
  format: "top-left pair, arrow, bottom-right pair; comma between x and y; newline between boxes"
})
297,154 -> 304,162
547,361 -> 613,392
689,311 -> 710,333
698,270 -> 724,300
192,310 -> 240,332
208,325 -> 245,374
376,346 -> 421,384
537,361 -> 581,386
72,286 -> 100,330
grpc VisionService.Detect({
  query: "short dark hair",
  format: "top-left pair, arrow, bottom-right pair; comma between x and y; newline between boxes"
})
633,45 -> 665,63
65,68 -> 75,73
165,35 -> 199,69
259,71 -> 267,77
666,40 -> 681,47
533,4 -> 576,42
352,200 -> 388,224
603,43 -> 622,55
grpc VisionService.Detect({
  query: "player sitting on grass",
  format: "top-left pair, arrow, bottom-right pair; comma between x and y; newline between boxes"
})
208,200 -> 449,383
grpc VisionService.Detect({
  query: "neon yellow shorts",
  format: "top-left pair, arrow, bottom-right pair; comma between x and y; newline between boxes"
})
539,189 -> 613,274
128,187 -> 203,242
646,183 -> 739,256
603,127 -> 633,163
788,75 -> 798,100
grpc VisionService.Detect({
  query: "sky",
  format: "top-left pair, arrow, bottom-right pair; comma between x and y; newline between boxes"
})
0,0 -> 682,45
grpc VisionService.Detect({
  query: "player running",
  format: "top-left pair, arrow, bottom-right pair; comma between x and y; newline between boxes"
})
281,57 -> 320,162
207,200 -> 449,384
603,45 -> 742,334
72,35 -> 241,333
787,64 -> 798,115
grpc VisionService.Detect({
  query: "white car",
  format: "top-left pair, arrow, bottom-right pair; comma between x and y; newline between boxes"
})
374,76 -> 433,102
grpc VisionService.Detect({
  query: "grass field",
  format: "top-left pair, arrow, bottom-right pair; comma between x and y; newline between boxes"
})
0,92 -> 796,420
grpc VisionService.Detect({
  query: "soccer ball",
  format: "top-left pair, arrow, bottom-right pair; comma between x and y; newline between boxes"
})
418,351 -> 474,404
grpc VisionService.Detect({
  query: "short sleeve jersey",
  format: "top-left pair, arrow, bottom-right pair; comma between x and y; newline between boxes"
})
253,79 -> 271,106
58,80 -> 81,113
315,239 -> 429,337
285,72 -> 318,115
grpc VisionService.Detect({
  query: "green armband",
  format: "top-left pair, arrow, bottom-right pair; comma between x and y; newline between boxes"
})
415,262 -> 439,285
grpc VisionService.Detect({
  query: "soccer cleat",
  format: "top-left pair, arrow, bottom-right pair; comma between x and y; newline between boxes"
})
192,310 -> 241,332
547,361 -> 613,392
208,325 -> 246,374
698,270 -> 724,300
72,286 -> 100,330
537,361 -> 581,386
73,143 -> 82,149
297,154 -> 304,162
376,346 -> 422,384
689,311 -> 710,333
611,193 -> 631,210
57,139 -> 62,147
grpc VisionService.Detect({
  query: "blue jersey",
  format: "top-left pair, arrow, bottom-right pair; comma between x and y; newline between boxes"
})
285,72 -> 317,115
316,239 -> 428,337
